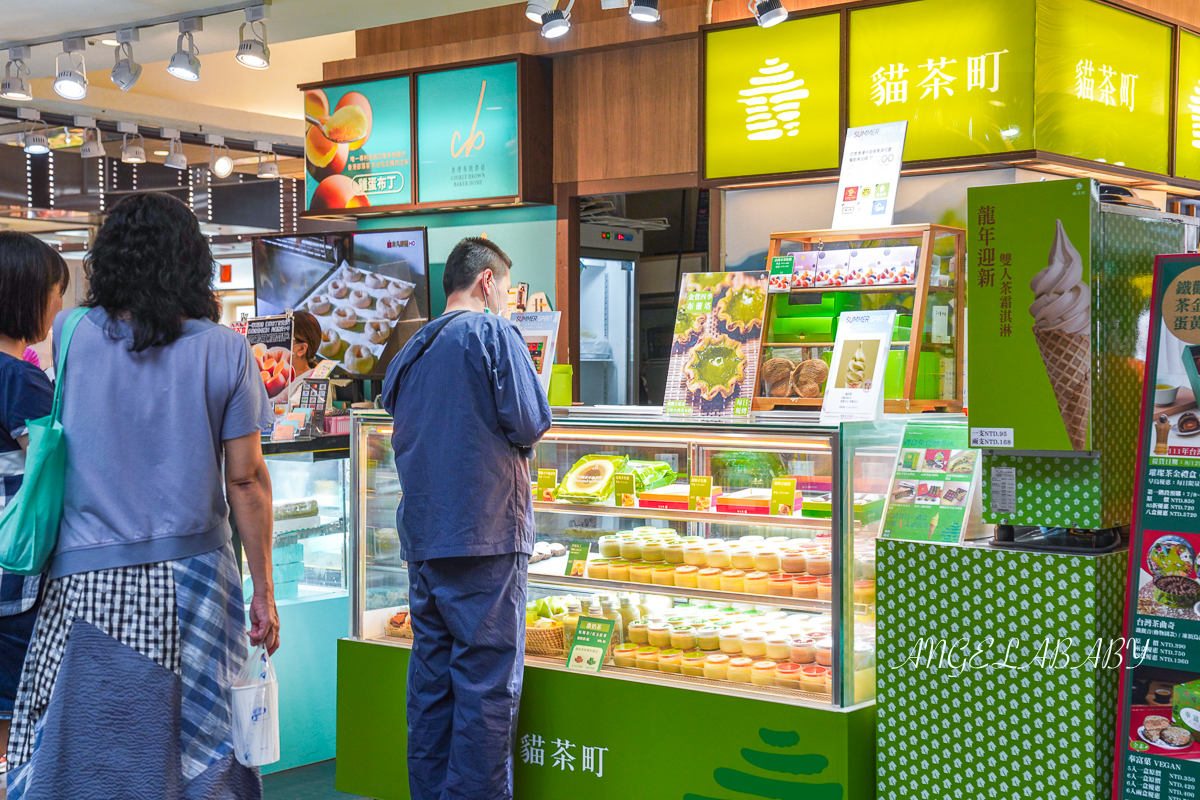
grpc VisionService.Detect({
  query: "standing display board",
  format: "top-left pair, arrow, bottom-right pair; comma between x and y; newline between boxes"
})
830,122 -> 906,229
1116,254 -> 1200,799
879,422 -> 980,543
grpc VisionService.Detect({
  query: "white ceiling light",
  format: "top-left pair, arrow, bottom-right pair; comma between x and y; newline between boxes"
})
164,136 -> 187,170
749,0 -> 788,28
111,29 -> 142,92
53,38 -> 88,100
236,6 -> 270,69
1,47 -> 33,102
168,19 -> 203,81
209,146 -> 233,178
629,0 -> 660,22
526,1 -> 553,22
541,0 -> 573,38
80,127 -> 106,159
23,122 -> 49,155
257,143 -> 278,179
121,133 -> 146,164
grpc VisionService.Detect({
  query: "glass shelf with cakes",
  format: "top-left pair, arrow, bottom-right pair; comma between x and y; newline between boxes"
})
348,408 -> 900,708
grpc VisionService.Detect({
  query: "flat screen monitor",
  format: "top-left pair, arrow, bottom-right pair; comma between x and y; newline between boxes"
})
252,227 -> 431,378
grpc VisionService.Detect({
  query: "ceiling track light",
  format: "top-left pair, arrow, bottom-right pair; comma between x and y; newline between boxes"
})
526,0 -> 553,23
164,137 -> 187,170
541,0 -> 574,38
2,47 -> 32,102
121,133 -> 146,164
237,6 -> 270,69
257,150 -> 279,180
629,0 -> 660,23
749,0 -> 788,28
208,144 -> 234,178
53,39 -> 88,100
168,20 -> 202,81
80,127 -> 105,159
23,121 -> 50,155
111,29 -> 142,92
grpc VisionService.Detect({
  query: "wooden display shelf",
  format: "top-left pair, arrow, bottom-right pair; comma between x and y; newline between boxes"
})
755,223 -> 966,414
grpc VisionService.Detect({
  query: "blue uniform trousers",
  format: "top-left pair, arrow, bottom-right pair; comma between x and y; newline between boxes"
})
406,553 -> 528,800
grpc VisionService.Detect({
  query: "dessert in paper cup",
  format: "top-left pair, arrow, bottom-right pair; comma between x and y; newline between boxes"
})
791,252 -> 818,289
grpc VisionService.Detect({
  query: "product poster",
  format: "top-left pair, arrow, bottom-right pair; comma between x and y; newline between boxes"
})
566,617 -> 615,673
966,179 -> 1093,452
1116,254 -> 1200,800
510,311 -> 561,392
818,310 -> 895,425
245,314 -> 295,405
830,121 -> 906,230
663,272 -> 768,420
417,62 -> 520,203
304,75 -> 412,211
880,422 -> 980,543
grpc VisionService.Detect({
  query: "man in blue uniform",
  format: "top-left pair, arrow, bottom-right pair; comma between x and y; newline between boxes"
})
382,237 -> 553,800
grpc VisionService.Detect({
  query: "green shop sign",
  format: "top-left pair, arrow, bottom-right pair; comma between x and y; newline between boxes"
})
703,0 -> 1184,183
417,62 -> 520,204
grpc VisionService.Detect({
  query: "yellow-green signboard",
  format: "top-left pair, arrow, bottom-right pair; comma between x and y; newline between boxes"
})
1177,30 -> 1200,181
704,13 -> 840,179
847,0 -> 1036,162
1033,0 -> 1171,174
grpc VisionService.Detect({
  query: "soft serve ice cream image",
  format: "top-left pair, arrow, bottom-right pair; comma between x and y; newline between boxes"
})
1029,219 -> 1091,451
845,343 -> 868,389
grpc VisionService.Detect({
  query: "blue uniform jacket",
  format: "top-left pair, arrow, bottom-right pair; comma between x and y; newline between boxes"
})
382,311 -> 553,562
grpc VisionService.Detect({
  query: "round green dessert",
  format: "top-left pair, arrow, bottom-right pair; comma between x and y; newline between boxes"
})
718,284 -> 766,334
683,334 -> 746,401
674,305 -> 705,344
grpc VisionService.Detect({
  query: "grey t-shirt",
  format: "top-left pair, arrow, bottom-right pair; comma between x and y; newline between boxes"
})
49,308 -> 273,579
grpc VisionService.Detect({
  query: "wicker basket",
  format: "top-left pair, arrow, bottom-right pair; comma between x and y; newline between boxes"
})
525,621 -> 565,657
385,620 -> 413,639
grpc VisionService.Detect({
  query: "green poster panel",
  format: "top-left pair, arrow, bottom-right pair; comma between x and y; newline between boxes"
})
1034,0 -> 1171,174
966,179 -> 1093,452
705,13 -> 840,179
847,0 -> 1035,161
304,76 -> 411,212
417,62 -> 520,204
1177,31 -> 1200,181
880,422 -> 980,543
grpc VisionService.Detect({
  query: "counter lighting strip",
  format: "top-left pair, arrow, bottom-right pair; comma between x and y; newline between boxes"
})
526,572 -> 833,612
534,501 -> 838,530
544,428 -> 832,450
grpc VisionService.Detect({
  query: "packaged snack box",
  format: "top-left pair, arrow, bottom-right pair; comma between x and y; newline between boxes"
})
1174,678 -> 1200,736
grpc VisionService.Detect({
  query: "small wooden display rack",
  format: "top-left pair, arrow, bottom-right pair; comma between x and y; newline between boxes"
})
754,224 -> 966,414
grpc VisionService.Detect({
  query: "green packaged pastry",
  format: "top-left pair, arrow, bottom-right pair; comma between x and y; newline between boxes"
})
624,460 -> 677,493
554,454 -> 629,504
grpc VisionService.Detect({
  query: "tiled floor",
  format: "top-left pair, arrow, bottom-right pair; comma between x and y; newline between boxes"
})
263,759 -> 367,800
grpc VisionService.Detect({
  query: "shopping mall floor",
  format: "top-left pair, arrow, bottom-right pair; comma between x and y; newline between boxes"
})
0,759 -> 365,800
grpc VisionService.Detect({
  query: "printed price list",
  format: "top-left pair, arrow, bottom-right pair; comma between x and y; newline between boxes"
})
1126,756 -> 1197,800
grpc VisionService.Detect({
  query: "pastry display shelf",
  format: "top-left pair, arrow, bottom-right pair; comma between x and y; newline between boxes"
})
779,285 -> 955,295
758,397 -> 963,412
534,501 -> 838,531
274,518 -> 347,543
525,569 -> 834,614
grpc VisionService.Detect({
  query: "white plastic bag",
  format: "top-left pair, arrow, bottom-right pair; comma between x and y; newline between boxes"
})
231,645 -> 280,767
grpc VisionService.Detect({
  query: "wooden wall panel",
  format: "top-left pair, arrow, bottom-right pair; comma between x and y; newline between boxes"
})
552,38 -> 699,184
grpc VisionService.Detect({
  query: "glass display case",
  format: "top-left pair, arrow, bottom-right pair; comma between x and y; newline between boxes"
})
350,409 -> 902,708
250,436 -> 351,603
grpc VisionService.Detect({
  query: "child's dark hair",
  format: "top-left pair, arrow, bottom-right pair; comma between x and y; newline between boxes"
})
0,231 -> 70,344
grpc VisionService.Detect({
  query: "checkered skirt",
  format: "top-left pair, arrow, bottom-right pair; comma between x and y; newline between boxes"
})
5,543 -> 252,796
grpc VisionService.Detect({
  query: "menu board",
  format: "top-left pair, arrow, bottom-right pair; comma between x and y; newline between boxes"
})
663,272 -> 768,420
1116,254 -> 1200,799
879,422 -> 980,544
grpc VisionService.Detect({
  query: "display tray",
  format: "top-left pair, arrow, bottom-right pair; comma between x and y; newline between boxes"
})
272,518 -> 347,544
533,501 -> 838,530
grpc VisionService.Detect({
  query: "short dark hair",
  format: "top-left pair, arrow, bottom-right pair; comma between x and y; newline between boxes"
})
443,237 -> 511,296
85,192 -> 220,352
0,231 -> 70,344
292,310 -> 321,370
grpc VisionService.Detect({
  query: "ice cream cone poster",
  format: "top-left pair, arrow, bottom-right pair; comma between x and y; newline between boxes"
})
819,310 -> 895,424
966,180 -> 1093,452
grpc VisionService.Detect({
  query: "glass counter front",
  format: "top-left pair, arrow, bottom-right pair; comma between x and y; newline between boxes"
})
350,409 -> 903,708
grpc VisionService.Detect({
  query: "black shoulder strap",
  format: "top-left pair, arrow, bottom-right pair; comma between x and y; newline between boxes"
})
393,310 -> 470,388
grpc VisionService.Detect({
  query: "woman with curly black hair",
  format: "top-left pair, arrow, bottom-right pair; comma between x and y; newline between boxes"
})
6,193 -> 279,800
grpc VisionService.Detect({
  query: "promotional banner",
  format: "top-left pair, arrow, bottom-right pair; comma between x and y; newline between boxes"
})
818,310 -> 895,424
1116,254 -> 1200,800
1034,0 -> 1171,175
245,314 -> 295,405
880,422 -> 980,543
417,62 -> 520,203
663,272 -> 768,420
1177,30 -> 1200,182
966,179 -> 1093,452
847,0 -> 1035,161
304,76 -> 412,211
704,12 -> 840,179
830,121 -> 906,230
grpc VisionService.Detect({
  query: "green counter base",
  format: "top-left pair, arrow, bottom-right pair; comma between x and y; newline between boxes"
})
337,638 -> 877,800
876,541 -> 1125,800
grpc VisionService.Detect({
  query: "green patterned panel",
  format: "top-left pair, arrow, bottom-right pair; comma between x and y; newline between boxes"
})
876,541 -> 1125,800
982,452 -> 1103,528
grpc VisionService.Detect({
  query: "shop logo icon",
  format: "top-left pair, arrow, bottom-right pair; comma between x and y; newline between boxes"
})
738,58 -> 809,141
872,199 -> 887,215
843,186 -> 859,202
451,80 -> 487,158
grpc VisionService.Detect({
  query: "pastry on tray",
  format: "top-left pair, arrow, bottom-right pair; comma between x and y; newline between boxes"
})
307,294 -> 332,315
350,289 -> 372,309
388,281 -> 415,300
377,297 -> 402,320
366,320 -> 391,345
716,282 -> 766,336
683,334 -> 746,401
328,279 -> 349,299
344,344 -> 377,374
761,357 -> 794,397
333,307 -> 358,329
318,329 -> 345,359
364,273 -> 388,290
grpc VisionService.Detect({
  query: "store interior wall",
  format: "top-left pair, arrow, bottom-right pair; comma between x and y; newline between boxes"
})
358,206 -> 556,316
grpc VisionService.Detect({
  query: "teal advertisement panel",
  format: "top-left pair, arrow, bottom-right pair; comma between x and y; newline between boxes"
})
417,62 -> 520,203
1117,254 -> 1200,799
304,77 -> 411,212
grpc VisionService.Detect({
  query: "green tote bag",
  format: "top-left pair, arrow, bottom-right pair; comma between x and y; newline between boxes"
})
0,307 -> 87,575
